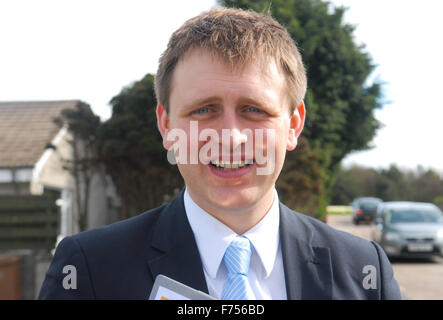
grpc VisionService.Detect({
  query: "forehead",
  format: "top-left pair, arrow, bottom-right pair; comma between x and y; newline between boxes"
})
169,48 -> 287,111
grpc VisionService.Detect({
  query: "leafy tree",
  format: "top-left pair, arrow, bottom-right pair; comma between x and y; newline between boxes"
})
330,165 -> 379,204
219,0 -> 384,217
331,164 -> 443,206
410,168 -> 443,203
434,195 -> 443,211
54,101 -> 101,231
97,74 -> 183,219
276,136 -> 324,219
378,165 -> 411,201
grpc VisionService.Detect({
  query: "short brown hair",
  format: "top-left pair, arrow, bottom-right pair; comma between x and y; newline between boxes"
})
154,7 -> 307,114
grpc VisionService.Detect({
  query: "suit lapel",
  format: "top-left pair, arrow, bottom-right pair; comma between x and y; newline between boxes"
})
147,191 -> 209,294
279,203 -> 333,300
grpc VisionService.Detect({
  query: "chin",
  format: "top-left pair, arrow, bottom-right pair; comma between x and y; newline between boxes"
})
207,185 -> 258,208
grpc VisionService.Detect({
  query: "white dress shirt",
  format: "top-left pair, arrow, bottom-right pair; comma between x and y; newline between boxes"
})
184,188 -> 287,300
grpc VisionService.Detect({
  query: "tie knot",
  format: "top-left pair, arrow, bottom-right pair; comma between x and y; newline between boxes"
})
223,236 -> 252,276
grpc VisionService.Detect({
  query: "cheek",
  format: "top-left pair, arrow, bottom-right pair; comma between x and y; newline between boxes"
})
266,122 -> 290,151
270,124 -> 290,169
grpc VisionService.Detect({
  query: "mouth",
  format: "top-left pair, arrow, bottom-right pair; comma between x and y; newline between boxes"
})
209,159 -> 254,171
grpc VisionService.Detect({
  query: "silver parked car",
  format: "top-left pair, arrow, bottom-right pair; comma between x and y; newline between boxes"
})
372,201 -> 443,259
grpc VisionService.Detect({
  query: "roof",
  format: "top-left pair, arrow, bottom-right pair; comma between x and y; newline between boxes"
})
0,100 -> 80,167
380,201 -> 438,209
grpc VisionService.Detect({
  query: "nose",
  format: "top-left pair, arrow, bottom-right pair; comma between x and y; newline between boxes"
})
219,109 -> 249,159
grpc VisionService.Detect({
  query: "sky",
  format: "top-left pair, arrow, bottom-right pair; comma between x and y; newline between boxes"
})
1,0 -> 442,173
328,0 -> 443,173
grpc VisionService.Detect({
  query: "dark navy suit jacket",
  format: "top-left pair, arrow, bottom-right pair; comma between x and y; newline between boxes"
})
39,191 -> 401,299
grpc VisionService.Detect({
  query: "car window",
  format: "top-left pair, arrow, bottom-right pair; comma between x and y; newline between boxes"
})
387,209 -> 443,224
360,202 -> 379,211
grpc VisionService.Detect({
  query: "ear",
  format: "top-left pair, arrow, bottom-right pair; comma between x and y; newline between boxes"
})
287,100 -> 306,151
156,103 -> 173,150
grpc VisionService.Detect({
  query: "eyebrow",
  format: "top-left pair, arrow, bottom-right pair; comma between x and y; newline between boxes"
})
237,97 -> 273,110
181,95 -> 275,113
181,96 -> 223,113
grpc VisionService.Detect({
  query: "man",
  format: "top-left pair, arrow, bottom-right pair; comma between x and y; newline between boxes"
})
39,8 -> 401,299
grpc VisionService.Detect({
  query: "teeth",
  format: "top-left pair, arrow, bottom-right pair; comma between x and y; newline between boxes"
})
210,160 -> 253,170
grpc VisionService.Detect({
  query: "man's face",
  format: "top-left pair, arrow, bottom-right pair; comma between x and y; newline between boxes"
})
157,48 -> 305,217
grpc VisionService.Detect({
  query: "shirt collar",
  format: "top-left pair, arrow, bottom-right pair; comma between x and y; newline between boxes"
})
184,188 -> 280,280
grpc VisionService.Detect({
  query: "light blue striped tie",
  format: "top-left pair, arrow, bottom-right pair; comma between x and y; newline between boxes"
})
221,236 -> 255,300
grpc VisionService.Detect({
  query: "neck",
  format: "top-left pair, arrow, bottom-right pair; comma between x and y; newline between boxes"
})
187,187 -> 275,235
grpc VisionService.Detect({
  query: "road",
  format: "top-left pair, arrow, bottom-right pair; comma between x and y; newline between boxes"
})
327,214 -> 443,300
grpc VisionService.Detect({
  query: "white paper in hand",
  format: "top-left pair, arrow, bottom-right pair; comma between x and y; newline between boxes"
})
149,274 -> 216,300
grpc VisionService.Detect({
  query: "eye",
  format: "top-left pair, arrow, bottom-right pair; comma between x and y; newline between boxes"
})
243,106 -> 266,115
193,107 -> 212,115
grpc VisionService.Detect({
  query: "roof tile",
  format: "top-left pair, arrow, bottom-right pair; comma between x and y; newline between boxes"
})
0,100 -> 80,167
